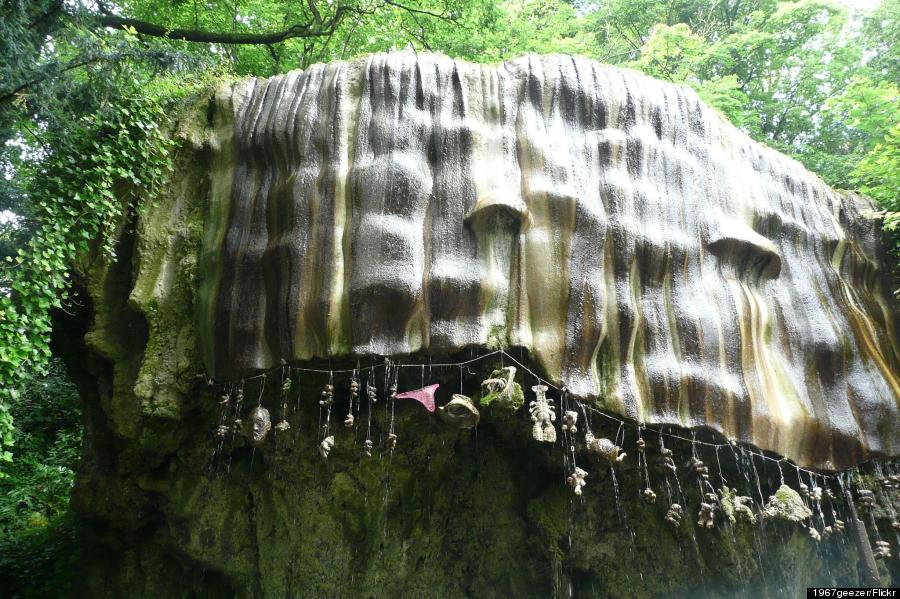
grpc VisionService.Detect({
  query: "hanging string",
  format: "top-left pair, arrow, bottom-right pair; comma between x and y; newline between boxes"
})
202,347 -> 844,481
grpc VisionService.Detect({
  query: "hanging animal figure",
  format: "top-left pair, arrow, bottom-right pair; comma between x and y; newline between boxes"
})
529,384 -> 556,442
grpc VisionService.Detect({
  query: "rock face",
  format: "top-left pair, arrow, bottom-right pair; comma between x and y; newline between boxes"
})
63,53 -> 900,597
199,52 -> 898,470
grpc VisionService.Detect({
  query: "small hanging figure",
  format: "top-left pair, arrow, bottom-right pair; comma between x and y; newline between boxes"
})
344,412 -> 355,428
892,521 -> 900,533
319,435 -> 334,459
643,487 -> 657,503
808,527 -> 821,542
691,457 -> 709,480
856,489 -> 877,511
274,420 -> 290,432
661,447 -> 677,472
216,424 -> 230,439
585,433 -> 626,465
826,488 -> 837,501
874,540 -> 892,560
386,433 -> 398,452
320,383 -> 334,407
698,492 -> 718,529
529,385 -> 556,443
636,438 -> 646,451
567,466 -> 588,496
562,411 -> 578,435
219,393 -> 230,407
282,377 -> 292,395
367,381 -> 378,405
733,495 -> 757,524
833,519 -> 846,533
665,504 -> 684,527
799,482 -> 809,498
363,439 -> 374,457
809,486 -> 822,503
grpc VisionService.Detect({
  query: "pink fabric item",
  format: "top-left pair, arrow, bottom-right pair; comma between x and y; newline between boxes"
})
395,384 -> 439,413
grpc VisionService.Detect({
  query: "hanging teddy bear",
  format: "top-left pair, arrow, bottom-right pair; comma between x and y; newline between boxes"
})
567,467 -> 588,496
529,384 -> 556,443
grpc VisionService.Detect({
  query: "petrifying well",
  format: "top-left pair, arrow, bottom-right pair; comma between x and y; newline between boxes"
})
196,52 -> 898,470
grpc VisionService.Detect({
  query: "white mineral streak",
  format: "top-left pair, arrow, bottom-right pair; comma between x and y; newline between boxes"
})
199,52 -> 899,469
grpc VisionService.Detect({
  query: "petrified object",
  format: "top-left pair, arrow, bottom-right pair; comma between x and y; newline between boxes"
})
691,458 -> 709,480
567,466 -> 588,496
320,383 -> 334,407
319,435 -> 334,459
363,439 -> 374,457
665,504 -> 684,527
762,484 -> 813,522
344,413 -> 355,428
439,394 -> 480,429
698,492 -> 718,529
216,424 -> 229,438
243,407 -> 271,446
529,385 -> 556,443
856,489 -> 876,510
479,367 -> 524,411
274,420 -> 290,432
719,487 -> 756,524
643,488 -> 657,503
395,384 -> 439,413
586,433 -> 626,465
561,411 -> 578,435
386,433 -> 398,451
874,540 -> 892,559
808,527 -> 821,542
660,448 -> 676,472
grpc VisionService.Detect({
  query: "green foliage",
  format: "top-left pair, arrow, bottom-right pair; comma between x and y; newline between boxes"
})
0,94 -> 176,473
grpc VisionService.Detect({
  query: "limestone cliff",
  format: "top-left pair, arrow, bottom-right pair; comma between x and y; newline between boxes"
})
63,53 -> 900,597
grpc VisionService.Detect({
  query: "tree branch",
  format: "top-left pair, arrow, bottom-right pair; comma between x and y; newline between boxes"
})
96,7 -> 352,45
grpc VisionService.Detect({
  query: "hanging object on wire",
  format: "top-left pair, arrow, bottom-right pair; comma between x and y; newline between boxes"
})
567,466 -> 588,496
585,433 -> 626,465
665,504 -> 684,527
274,370 -> 291,432
394,384 -> 439,413
697,492 -> 718,529
364,370 -> 375,457
529,384 -> 556,443
561,411 -> 578,435
244,406 -> 272,447
319,435 -> 335,459
345,370 -> 359,427
479,366 -> 524,411
439,394 -> 480,429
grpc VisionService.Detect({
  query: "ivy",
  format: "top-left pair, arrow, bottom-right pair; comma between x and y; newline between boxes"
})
0,96 -> 175,475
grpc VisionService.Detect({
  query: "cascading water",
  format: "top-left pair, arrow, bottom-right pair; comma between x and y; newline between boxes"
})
199,52 -> 898,471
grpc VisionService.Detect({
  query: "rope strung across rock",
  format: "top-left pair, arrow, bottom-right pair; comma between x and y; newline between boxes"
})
201,347 -> 847,480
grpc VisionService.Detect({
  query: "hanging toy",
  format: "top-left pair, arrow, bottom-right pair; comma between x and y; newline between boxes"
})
367,380 -> 378,404
660,447 -> 677,472
274,420 -> 290,432
219,393 -> 230,407
363,439 -> 374,457
216,424 -> 230,438
856,489 -> 876,511
344,412 -> 355,428
892,521 -> 900,533
808,527 -> 821,542
439,394 -> 480,429
567,466 -> 588,496
691,457 -> 710,480
395,384 -> 439,412
665,504 -> 684,527
319,435 -> 334,459
762,484 -> 813,522
345,372 -> 359,427
809,486 -> 822,503
386,433 -> 398,452
244,406 -> 271,446
643,487 -> 657,503
732,495 -> 757,524
799,482 -> 809,498
874,541 -> 892,560
585,433 -> 626,465
562,411 -> 579,435
320,383 -> 334,407
833,519 -> 846,533
529,384 -> 556,443
698,492 -> 718,529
